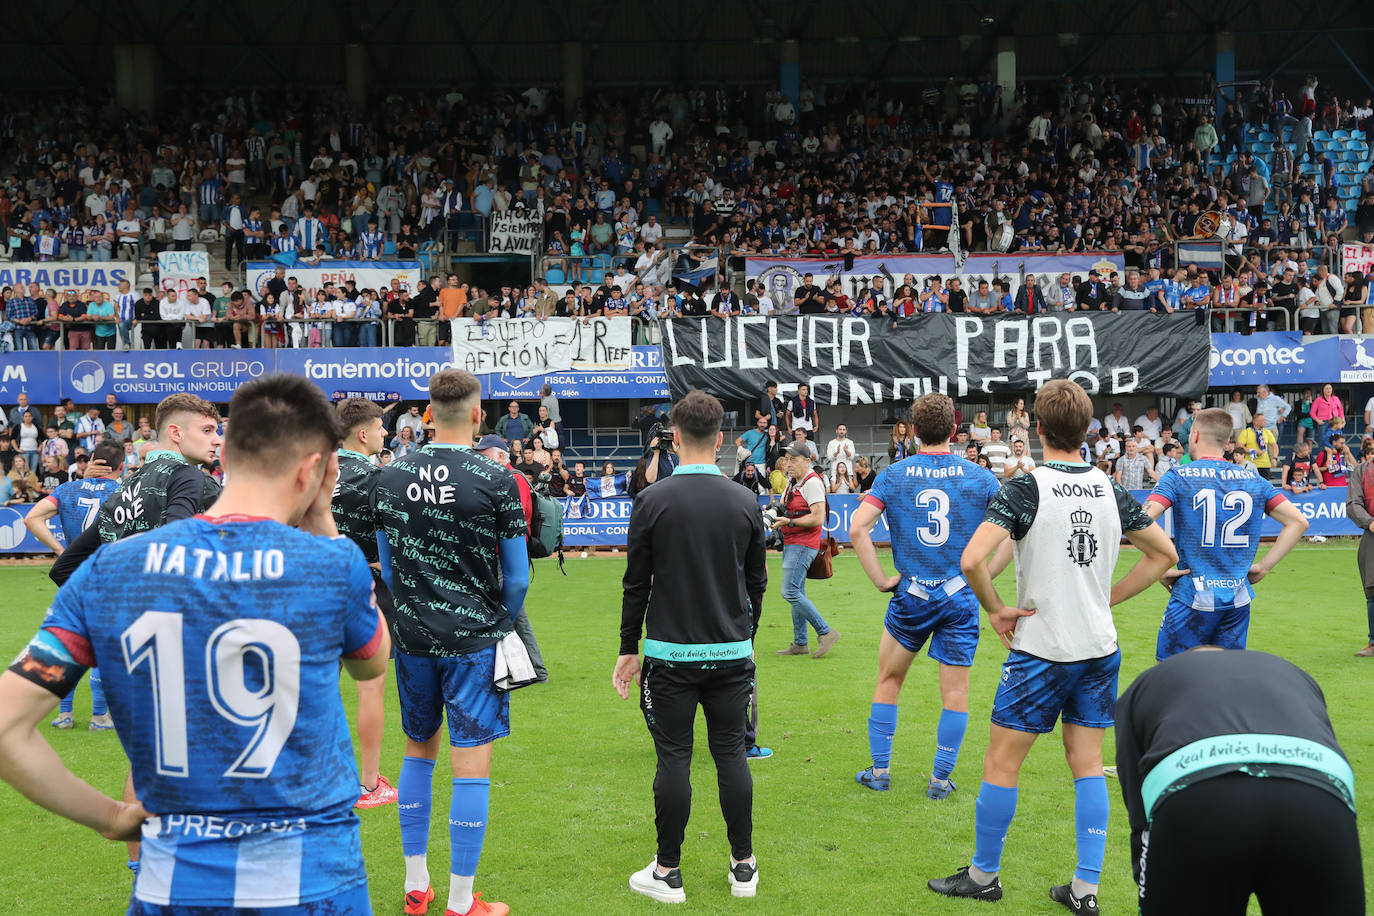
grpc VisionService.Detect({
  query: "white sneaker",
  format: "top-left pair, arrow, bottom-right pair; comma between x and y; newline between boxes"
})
629,859 -> 686,904
1309,535 -> 1327,544
728,858 -> 758,898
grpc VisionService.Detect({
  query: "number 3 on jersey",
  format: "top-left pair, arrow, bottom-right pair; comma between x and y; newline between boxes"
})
914,488 -> 951,547
122,611 -> 301,779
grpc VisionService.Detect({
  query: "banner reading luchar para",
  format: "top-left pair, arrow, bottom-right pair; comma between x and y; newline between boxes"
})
659,313 -> 1211,403
450,316 -> 632,378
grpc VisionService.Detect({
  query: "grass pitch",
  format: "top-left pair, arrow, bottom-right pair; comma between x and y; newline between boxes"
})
0,543 -> 1368,915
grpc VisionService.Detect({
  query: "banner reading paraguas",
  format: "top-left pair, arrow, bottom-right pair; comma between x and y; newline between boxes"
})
661,313 -> 1211,404
0,262 -> 137,298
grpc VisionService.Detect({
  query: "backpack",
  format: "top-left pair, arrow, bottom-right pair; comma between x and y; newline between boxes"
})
528,489 -> 566,573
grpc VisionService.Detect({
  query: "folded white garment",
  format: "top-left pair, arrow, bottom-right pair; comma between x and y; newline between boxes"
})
493,629 -> 538,692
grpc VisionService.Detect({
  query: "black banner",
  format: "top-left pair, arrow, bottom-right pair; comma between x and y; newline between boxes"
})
660,313 -> 1211,404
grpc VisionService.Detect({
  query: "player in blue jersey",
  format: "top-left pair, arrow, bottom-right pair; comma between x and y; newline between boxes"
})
23,440 -> 126,730
372,369 -> 529,916
0,373 -> 389,915
849,393 -> 1007,799
1144,407 -> 1308,660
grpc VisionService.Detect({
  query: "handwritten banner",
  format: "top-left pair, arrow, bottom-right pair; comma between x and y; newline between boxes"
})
487,211 -> 543,256
157,250 -> 210,295
450,316 -> 632,378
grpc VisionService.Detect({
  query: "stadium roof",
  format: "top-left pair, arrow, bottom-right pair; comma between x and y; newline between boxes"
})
5,0 -> 1372,91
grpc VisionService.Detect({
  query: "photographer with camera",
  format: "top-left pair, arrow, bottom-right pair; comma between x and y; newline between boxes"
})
643,421 -> 681,487
771,440 -> 840,659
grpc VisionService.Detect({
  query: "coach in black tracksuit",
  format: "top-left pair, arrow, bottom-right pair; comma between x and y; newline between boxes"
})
1115,649 -> 1362,915
615,390 -> 768,904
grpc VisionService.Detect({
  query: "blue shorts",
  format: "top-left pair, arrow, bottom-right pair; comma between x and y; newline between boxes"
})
1156,596 -> 1250,661
395,646 -> 510,747
990,649 -> 1121,734
128,882 -> 371,915
884,588 -> 980,667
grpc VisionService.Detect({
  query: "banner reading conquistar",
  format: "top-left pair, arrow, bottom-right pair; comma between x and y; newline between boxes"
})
660,314 -> 1211,403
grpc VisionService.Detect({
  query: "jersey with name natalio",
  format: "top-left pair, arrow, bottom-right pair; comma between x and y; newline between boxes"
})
46,476 -> 121,543
371,442 -> 525,656
865,451 -> 1001,589
332,448 -> 380,564
36,516 -> 384,908
987,462 -> 1152,662
1146,458 -> 1286,611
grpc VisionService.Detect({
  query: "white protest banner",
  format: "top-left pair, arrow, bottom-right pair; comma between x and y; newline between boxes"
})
244,260 -> 424,302
487,210 -> 543,256
1343,242 -> 1374,279
0,262 -> 137,298
158,250 -> 210,295
450,316 -> 632,377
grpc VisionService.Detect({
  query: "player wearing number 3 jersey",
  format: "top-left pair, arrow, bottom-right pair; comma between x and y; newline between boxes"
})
849,393 -> 1006,799
1144,407 -> 1308,660
0,374 -> 390,915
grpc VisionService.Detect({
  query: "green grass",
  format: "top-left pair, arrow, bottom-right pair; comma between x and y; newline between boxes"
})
0,544 -> 1369,915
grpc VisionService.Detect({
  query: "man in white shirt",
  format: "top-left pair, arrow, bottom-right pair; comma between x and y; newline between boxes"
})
1103,404 -> 1131,439
158,288 -> 186,349
789,427 -> 818,462
1255,384 -> 1291,427
1314,265 -> 1345,335
183,289 -> 213,349
1005,438 -> 1035,477
982,428 -> 1013,478
396,405 -> 427,443
115,209 -> 142,261
639,215 -> 664,246
75,408 -> 105,451
1133,407 -> 1162,440
1094,429 -> 1121,464
648,119 -> 674,156
825,425 -> 857,469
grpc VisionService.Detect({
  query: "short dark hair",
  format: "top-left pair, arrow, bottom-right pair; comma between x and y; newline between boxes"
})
910,393 -> 956,446
429,369 -> 481,424
1034,380 -> 1093,452
225,373 -> 342,473
337,397 -> 384,433
92,440 -> 126,468
155,393 -> 220,436
669,390 -> 724,446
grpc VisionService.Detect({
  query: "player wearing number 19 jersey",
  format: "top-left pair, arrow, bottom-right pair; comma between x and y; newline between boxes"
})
849,394 -> 1002,799
1144,408 -> 1309,660
0,374 -> 389,915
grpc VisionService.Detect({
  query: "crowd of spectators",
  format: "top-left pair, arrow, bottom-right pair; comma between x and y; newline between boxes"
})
2,74 -> 1372,349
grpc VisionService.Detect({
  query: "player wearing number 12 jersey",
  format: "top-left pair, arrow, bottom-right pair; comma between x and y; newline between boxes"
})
1144,408 -> 1308,660
849,394 -> 1004,799
0,374 -> 390,915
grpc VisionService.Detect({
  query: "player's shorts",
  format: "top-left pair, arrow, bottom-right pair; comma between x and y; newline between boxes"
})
990,649 -> 1121,734
128,882 -> 371,915
883,588 -> 980,666
395,646 -> 509,747
1156,596 -> 1250,661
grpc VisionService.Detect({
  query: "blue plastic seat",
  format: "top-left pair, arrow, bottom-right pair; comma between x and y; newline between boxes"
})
1315,130 -> 1333,142
545,267 -> 566,284
1332,129 -> 1350,140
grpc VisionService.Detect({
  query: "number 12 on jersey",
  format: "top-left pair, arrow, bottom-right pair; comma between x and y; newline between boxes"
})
1192,488 -> 1254,548
122,611 -> 301,780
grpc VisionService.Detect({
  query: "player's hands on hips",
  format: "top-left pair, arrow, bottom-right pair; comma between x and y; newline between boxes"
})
613,654 -> 641,700
1247,563 -> 1268,585
100,799 -> 151,842
1160,567 -> 1190,591
875,574 -> 902,593
987,605 -> 1034,649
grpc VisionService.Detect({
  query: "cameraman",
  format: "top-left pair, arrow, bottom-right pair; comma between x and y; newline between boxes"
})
643,423 -> 681,486
615,390 -> 768,901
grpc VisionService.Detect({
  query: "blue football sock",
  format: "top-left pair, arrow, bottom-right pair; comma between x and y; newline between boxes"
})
398,756 -> 436,857
867,703 -> 898,769
1074,775 -> 1109,885
59,689 -> 74,715
449,778 -> 490,877
932,708 -> 969,781
972,782 -> 1018,874
89,667 -> 107,717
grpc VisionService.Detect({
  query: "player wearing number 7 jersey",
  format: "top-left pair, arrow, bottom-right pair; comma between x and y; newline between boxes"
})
1144,407 -> 1308,660
0,374 -> 390,915
849,393 -> 1007,798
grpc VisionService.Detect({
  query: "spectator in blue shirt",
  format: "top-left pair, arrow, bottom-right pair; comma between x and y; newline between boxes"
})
87,293 -> 117,350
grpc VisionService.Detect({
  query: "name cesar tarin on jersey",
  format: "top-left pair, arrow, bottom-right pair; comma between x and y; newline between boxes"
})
142,543 -> 285,580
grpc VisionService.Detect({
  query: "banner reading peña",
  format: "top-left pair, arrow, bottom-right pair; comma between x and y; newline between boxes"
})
660,313 -> 1211,403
